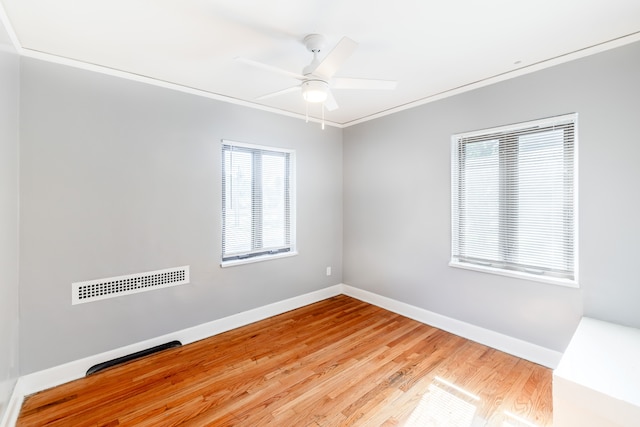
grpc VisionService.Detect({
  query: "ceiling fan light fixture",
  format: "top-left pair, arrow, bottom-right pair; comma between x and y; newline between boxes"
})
302,80 -> 329,103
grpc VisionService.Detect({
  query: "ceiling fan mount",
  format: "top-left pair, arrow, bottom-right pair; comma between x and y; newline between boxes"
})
302,34 -> 327,76
303,34 -> 327,54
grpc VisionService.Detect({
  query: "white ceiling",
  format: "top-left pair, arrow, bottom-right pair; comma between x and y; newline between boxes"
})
2,0 -> 640,127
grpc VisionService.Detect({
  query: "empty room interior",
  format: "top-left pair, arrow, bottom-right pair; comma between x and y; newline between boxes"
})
1,1 -> 640,426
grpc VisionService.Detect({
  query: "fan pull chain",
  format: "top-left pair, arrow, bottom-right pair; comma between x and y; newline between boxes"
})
305,102 -> 309,123
322,103 -> 325,130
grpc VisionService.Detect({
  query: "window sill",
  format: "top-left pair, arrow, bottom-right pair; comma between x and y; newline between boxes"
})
221,251 -> 298,268
448,261 -> 579,288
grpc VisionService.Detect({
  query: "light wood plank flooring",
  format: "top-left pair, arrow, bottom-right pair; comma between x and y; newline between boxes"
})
17,295 -> 552,426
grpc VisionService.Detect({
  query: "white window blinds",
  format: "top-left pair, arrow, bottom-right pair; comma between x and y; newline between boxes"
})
451,114 -> 577,285
222,141 -> 295,263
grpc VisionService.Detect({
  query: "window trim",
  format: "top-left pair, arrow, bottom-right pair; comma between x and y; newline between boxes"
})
450,113 -> 579,288
448,259 -> 578,287
220,249 -> 298,268
220,140 -> 297,267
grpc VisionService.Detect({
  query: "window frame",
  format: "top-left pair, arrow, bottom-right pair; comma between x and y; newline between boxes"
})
221,140 -> 297,267
450,114 -> 578,287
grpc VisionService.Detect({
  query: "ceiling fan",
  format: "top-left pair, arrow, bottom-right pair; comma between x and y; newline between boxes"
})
236,34 -> 398,112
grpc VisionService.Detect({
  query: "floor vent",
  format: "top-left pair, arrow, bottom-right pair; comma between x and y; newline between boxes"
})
72,265 -> 190,305
86,340 -> 182,376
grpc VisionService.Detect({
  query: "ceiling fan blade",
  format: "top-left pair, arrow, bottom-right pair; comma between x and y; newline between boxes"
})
257,85 -> 300,100
332,77 -> 398,91
324,91 -> 339,111
235,57 -> 305,81
311,36 -> 358,79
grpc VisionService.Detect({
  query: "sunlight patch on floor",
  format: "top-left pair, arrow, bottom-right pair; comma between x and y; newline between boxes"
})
502,410 -> 539,427
405,376 -> 480,427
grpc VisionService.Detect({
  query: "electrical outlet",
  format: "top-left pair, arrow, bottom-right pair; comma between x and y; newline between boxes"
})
326,266 -> 332,276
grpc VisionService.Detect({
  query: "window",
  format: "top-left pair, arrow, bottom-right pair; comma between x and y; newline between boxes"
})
450,114 -> 577,286
222,141 -> 296,265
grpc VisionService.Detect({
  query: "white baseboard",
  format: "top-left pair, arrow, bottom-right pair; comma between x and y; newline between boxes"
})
0,380 -> 23,427
18,285 -> 343,398
5,283 -> 561,426
341,284 -> 562,369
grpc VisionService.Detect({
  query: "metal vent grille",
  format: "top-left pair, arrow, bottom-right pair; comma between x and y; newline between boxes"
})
72,266 -> 190,305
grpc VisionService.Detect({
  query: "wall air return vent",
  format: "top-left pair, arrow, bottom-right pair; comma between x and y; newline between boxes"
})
72,265 -> 190,305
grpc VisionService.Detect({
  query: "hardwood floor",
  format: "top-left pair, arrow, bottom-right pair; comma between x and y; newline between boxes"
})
17,295 -> 552,426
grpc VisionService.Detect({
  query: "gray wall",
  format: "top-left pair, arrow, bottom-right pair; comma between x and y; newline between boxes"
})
19,58 -> 343,374
0,18 -> 20,419
13,37 -> 640,375
343,41 -> 640,352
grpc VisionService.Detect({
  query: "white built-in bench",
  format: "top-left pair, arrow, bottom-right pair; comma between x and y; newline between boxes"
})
553,317 -> 640,426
